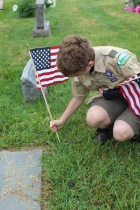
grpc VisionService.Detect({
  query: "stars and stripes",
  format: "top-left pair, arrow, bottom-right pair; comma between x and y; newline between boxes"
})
30,46 -> 69,90
118,73 -> 140,117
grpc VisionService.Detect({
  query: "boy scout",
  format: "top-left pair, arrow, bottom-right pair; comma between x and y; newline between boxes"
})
50,35 -> 140,143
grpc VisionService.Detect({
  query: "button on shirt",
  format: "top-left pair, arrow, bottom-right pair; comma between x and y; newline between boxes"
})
72,46 -> 140,100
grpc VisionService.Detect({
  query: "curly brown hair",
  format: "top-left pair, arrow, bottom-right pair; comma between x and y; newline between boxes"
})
56,35 -> 95,77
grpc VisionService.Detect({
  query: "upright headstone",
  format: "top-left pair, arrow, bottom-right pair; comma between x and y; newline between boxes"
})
32,0 -> 51,38
128,0 -> 134,8
21,59 -> 48,101
0,0 -> 3,10
0,150 -> 42,210
36,0 -> 45,29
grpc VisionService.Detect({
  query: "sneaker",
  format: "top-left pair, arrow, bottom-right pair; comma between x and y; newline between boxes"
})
131,135 -> 140,143
97,128 -> 113,145
97,133 -> 108,145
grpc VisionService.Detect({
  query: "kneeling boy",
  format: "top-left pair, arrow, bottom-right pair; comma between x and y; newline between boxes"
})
50,35 -> 140,143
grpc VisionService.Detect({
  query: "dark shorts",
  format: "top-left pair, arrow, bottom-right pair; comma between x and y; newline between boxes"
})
89,97 -> 140,135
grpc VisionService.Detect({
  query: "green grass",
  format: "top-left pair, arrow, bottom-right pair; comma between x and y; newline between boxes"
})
1,0 -> 140,209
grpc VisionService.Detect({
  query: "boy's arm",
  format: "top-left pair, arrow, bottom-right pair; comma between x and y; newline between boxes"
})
99,87 -> 122,100
50,97 -> 85,132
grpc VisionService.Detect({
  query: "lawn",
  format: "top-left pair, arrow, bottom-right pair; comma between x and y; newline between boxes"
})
1,0 -> 140,209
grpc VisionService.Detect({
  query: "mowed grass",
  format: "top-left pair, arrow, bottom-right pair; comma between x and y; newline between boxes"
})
1,0 -> 140,209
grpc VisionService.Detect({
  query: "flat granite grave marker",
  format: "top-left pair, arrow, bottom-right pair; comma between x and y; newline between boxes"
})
0,150 -> 42,210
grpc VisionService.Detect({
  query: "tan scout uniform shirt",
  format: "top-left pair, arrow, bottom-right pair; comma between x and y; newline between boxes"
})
72,46 -> 140,100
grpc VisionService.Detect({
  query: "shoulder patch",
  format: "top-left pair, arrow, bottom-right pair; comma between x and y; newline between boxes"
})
118,52 -> 131,65
108,49 -> 118,58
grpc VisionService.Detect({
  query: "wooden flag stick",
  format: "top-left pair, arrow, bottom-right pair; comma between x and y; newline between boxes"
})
26,42 -> 60,142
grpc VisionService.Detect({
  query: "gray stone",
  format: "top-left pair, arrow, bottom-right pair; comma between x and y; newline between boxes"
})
32,20 -> 51,38
0,150 -> 42,210
128,0 -> 134,8
0,0 -> 3,10
21,59 -> 48,101
36,0 -> 45,29
32,0 -> 51,38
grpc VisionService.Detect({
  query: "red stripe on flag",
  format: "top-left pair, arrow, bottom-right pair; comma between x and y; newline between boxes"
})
120,82 -> 140,116
50,46 -> 59,50
37,75 -> 66,83
51,59 -> 56,63
50,65 -> 56,69
36,70 -> 61,77
37,78 -> 69,87
126,84 -> 137,114
120,86 -> 137,115
51,52 -> 58,56
130,82 -> 140,113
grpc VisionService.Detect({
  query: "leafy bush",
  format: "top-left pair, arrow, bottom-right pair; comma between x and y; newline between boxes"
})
44,0 -> 53,7
17,0 -> 36,18
132,0 -> 140,7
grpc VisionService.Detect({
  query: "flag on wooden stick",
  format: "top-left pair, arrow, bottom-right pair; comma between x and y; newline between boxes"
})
26,42 -> 61,142
117,73 -> 140,118
30,46 -> 69,90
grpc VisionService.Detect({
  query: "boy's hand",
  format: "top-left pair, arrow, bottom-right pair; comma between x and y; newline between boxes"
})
50,120 -> 64,133
99,87 -> 109,97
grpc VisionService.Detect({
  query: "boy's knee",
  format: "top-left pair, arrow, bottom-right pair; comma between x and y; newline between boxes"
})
113,131 -> 125,142
113,126 -> 128,142
113,121 -> 134,142
86,106 -> 107,127
86,111 -> 97,127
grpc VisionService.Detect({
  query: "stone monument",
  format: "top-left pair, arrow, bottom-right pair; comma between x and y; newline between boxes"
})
0,150 -> 42,210
128,0 -> 134,8
32,0 -> 51,38
0,0 -> 3,10
21,59 -> 48,101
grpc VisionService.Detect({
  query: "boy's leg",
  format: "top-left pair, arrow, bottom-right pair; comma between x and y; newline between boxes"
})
86,105 -> 111,128
86,97 -> 128,143
113,120 -> 134,141
86,97 -> 128,129
113,107 -> 140,142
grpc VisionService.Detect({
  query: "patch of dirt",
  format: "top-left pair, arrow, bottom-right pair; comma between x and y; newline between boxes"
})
0,22 -> 9,28
11,50 -> 29,66
109,11 -> 129,17
41,166 -> 52,210
79,17 -> 96,25
2,145 -> 50,153
70,7 -> 81,12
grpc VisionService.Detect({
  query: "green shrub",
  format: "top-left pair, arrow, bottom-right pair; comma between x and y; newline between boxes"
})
17,0 -> 36,18
44,0 -> 53,7
132,0 -> 140,7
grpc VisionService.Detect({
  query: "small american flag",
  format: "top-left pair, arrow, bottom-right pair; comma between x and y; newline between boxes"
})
118,73 -> 140,117
30,46 -> 69,90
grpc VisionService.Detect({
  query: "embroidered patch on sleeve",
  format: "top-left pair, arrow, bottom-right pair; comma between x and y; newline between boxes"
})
129,59 -> 135,67
127,66 -> 133,70
104,70 -> 114,78
108,49 -> 118,58
110,78 -> 118,82
117,52 -> 131,65
127,59 -> 135,70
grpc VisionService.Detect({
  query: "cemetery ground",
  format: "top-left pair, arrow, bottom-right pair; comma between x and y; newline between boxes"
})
0,0 -> 140,209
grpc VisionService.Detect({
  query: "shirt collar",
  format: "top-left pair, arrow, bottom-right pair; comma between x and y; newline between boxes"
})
90,65 -> 94,74
91,47 -> 105,74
